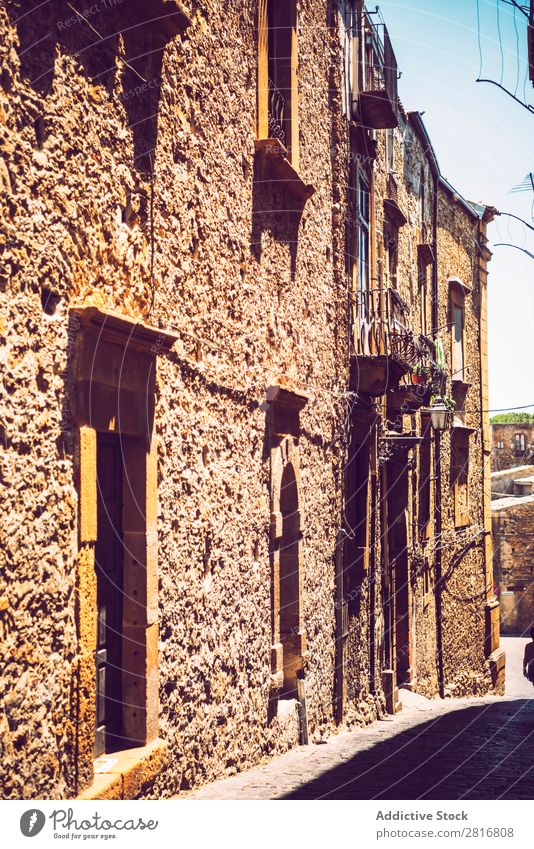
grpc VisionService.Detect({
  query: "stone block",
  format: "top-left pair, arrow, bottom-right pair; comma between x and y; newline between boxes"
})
77,772 -> 123,800
488,647 -> 506,694
79,427 -> 97,543
76,545 -> 97,650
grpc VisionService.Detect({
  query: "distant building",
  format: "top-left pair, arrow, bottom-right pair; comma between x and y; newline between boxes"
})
491,423 -> 534,471
492,467 -> 534,634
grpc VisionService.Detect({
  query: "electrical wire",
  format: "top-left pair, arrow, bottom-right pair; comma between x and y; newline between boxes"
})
476,77 -> 534,113
476,0 -> 484,79
493,241 -> 534,259
496,0 -> 504,85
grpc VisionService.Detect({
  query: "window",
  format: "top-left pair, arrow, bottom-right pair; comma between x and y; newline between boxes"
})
267,385 -> 308,712
384,221 -> 398,289
418,254 -> 429,335
357,170 -> 370,306
452,430 -> 470,527
257,0 -> 298,163
339,1 -> 356,116
72,307 -> 176,796
514,433 -> 526,456
345,429 -> 371,612
419,166 -> 425,229
418,415 -> 432,538
386,127 -> 395,173
450,287 -> 465,382
95,434 -> 124,756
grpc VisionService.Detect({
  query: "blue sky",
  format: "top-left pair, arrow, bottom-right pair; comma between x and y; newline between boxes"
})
376,0 -> 534,415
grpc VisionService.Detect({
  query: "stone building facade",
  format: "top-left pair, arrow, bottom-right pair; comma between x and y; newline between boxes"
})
491,422 -> 534,471
492,468 -> 534,635
0,0 -> 502,800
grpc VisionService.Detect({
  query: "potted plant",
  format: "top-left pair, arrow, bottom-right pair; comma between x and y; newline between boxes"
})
411,364 -> 431,385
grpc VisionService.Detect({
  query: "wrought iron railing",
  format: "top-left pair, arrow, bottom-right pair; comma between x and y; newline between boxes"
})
352,287 -> 436,369
363,16 -> 398,106
268,78 -> 286,145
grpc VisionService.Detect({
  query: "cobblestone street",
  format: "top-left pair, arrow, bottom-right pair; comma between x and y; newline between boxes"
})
184,637 -> 534,800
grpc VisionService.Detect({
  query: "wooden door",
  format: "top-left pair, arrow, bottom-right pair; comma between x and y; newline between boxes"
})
94,433 -> 123,757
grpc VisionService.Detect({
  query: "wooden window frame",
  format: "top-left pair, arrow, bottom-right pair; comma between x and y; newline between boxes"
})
339,1 -> 358,116
71,307 -> 177,799
356,167 -> 370,299
266,384 -> 309,700
514,432 -> 526,455
450,286 -> 466,383
257,0 -> 299,167
386,127 -> 395,174
418,253 -> 429,336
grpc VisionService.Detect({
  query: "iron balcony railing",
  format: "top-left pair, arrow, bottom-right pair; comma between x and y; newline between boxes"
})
268,78 -> 286,145
364,18 -> 397,102
362,15 -> 398,108
352,287 -> 435,369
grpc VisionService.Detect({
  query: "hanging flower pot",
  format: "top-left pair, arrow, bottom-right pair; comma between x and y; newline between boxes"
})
411,365 -> 430,385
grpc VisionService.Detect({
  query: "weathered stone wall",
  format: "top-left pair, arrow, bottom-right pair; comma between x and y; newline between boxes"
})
342,105 -> 496,708
491,465 -> 534,498
435,185 -> 494,696
492,494 -> 534,635
0,0 -> 500,802
491,423 -> 534,471
0,0 -> 349,799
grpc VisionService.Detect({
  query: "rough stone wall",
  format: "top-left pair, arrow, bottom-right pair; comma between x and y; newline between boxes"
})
435,185 -> 492,696
491,423 -> 534,471
491,465 -> 534,498
492,495 -> 534,635
0,0 -> 349,799
368,117 -> 442,700
343,110 -> 493,705
0,0 -> 500,802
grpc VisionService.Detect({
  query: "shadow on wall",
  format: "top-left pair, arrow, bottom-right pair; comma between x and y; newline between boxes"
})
9,0 -> 189,174
282,700 -> 534,799
250,154 -> 304,284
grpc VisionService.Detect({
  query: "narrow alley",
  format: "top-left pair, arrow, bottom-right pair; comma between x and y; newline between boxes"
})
184,638 -> 534,800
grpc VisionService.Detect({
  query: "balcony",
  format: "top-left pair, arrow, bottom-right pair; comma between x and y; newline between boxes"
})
359,18 -> 399,130
351,288 -> 439,398
351,288 -> 411,395
384,173 -> 407,228
255,79 -> 315,203
417,221 -> 434,265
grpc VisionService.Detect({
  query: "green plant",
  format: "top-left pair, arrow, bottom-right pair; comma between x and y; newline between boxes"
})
431,394 -> 456,412
413,364 -> 431,376
490,412 -> 534,424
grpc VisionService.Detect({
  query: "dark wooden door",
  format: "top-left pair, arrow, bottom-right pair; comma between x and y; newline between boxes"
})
94,433 -> 123,757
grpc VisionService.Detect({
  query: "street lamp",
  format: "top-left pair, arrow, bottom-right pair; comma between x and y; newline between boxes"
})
429,397 -> 448,432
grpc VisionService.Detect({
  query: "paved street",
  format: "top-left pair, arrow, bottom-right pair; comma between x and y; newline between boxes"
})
183,637 -> 534,800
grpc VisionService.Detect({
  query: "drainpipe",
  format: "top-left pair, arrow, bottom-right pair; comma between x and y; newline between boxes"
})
432,172 -> 445,698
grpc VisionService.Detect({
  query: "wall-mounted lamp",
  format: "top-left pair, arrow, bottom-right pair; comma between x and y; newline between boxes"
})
430,397 -> 449,432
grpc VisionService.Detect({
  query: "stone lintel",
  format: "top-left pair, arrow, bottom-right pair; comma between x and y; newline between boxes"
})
266,383 -> 309,411
72,306 -> 179,356
448,276 -> 472,296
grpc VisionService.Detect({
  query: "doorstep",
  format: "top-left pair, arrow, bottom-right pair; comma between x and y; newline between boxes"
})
76,738 -> 168,800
